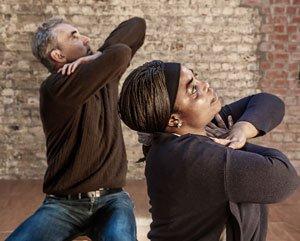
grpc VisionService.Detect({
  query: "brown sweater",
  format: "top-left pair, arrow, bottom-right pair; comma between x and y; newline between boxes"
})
39,17 -> 146,195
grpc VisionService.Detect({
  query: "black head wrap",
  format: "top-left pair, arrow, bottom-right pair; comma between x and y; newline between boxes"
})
163,62 -> 181,113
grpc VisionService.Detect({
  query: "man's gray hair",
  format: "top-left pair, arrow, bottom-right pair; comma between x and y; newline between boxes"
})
31,17 -> 65,73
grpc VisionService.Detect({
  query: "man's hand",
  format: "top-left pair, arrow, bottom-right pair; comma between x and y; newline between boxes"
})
58,51 -> 102,75
205,114 -> 233,138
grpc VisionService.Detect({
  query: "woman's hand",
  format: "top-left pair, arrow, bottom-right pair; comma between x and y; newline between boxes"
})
210,122 -> 248,149
58,51 -> 102,75
208,114 -> 259,149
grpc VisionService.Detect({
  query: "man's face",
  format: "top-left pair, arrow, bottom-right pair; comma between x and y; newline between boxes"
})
52,23 -> 91,63
173,65 -> 222,129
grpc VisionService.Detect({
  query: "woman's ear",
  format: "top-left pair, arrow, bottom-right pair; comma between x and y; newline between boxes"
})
50,49 -> 66,63
167,113 -> 182,128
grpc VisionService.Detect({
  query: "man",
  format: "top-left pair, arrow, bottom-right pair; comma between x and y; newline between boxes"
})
6,16 -> 146,241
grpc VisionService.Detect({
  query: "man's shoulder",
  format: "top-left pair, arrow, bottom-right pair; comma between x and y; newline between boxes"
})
39,73 -> 56,92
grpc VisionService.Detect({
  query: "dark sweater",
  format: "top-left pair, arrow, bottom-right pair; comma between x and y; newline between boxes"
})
39,17 -> 146,195
145,93 -> 299,241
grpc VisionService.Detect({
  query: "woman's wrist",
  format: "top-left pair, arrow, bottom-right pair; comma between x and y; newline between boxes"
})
232,121 -> 259,140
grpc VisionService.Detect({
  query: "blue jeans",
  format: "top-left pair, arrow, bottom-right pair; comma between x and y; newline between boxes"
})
6,190 -> 137,241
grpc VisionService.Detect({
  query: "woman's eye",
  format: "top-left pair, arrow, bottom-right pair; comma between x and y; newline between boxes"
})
191,85 -> 197,94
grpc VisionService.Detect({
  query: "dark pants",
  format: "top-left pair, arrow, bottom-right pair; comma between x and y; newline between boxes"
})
6,190 -> 137,241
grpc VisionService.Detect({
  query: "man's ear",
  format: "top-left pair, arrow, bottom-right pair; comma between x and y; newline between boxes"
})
167,113 -> 181,128
50,49 -> 66,63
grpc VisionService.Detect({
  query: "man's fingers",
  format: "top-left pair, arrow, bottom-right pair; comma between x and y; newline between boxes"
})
205,126 -> 220,136
228,115 -> 233,129
57,68 -> 62,73
205,131 -> 215,138
207,122 -> 218,129
215,114 -> 226,129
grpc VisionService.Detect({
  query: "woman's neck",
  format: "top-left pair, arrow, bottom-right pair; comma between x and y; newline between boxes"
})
170,126 -> 207,137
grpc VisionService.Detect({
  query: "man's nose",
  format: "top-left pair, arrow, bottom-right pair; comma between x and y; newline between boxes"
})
80,35 -> 90,45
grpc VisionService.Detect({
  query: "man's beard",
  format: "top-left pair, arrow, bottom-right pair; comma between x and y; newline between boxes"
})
86,45 -> 93,55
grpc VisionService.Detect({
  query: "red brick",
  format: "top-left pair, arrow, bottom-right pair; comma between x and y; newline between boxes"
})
288,44 -> 298,51
274,25 -> 285,32
273,16 -> 288,24
274,79 -> 287,88
274,0 -> 290,3
289,63 -> 299,71
287,25 -> 297,33
266,70 -> 288,79
292,16 -> 300,23
293,0 -> 300,4
261,6 -> 271,14
274,53 -> 289,61
286,6 -> 297,14
269,87 -> 288,95
242,0 -> 261,6
274,7 -> 285,15
274,43 -> 285,50
273,34 -> 289,42
291,34 -> 300,42
289,71 -> 299,79
261,61 -> 271,70
291,53 -> 300,61
275,63 -> 286,68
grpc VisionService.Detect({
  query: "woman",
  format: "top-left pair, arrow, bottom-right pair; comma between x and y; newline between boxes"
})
118,60 -> 299,241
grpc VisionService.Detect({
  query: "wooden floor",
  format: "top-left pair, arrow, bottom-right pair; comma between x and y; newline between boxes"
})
0,179 -> 299,241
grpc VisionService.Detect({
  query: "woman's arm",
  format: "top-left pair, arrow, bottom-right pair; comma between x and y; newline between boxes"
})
225,142 -> 299,203
214,92 -> 285,136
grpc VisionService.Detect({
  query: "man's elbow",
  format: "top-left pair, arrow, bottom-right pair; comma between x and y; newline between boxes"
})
111,43 -> 132,68
131,17 -> 146,32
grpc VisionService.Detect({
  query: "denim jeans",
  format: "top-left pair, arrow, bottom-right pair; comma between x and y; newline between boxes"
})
6,190 -> 137,241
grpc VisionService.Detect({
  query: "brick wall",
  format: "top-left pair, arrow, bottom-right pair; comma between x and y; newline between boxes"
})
0,0 -> 299,179
241,0 -> 300,173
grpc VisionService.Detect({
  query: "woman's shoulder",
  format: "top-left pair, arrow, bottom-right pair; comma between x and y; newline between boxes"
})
150,132 -> 227,159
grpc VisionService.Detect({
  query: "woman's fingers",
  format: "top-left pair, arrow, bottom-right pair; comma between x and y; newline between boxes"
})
61,64 -> 70,75
210,137 -> 231,146
228,141 -> 243,149
71,62 -> 79,73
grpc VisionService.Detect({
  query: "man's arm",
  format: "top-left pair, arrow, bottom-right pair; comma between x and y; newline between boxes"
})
98,17 -> 146,58
214,92 -> 285,136
225,143 -> 299,204
47,44 -> 132,107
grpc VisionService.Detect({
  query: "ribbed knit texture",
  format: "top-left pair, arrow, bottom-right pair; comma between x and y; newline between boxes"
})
39,17 -> 146,195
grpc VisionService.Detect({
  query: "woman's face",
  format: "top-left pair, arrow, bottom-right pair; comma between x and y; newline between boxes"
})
172,65 -> 221,130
